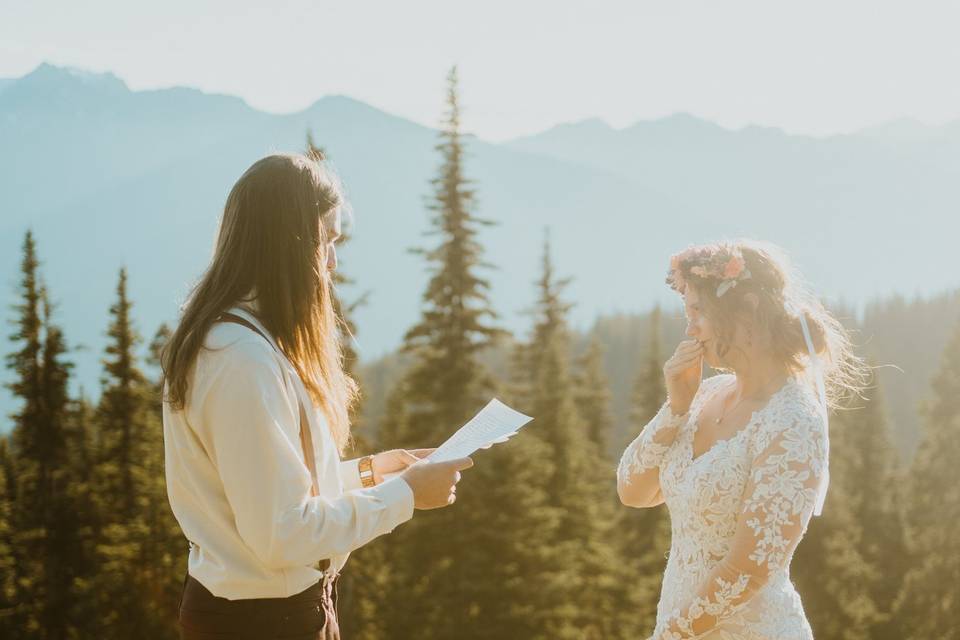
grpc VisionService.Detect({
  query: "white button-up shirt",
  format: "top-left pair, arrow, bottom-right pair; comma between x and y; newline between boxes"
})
163,303 -> 414,600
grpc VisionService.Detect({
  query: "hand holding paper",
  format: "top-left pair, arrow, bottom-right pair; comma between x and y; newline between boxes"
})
380,399 -> 533,485
427,399 -> 533,462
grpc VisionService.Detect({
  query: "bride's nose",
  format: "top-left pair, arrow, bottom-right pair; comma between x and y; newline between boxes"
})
326,245 -> 338,272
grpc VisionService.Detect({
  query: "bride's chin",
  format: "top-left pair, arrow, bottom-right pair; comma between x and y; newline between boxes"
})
700,341 -> 715,364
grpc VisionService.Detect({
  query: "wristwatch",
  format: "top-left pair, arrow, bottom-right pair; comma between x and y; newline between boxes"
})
358,455 -> 376,488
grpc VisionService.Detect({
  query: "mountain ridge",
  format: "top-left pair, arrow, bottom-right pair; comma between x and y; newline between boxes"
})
2,62 -> 959,436
8,63 -> 958,142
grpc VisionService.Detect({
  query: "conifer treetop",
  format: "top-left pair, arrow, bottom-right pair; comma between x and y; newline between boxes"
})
404,66 -> 503,358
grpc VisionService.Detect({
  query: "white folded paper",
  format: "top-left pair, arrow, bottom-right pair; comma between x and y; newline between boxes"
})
427,398 -> 533,462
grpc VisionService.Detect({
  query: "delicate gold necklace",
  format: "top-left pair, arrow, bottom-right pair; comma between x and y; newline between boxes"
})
714,389 -> 747,425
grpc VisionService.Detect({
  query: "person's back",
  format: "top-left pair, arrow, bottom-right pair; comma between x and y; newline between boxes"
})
161,153 -> 472,639
164,301 -> 420,598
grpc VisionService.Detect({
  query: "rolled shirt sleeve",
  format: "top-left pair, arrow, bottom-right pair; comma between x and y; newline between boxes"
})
198,338 -> 414,570
339,458 -> 364,492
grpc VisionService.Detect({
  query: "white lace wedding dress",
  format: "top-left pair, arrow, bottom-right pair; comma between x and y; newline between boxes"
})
618,374 -> 828,640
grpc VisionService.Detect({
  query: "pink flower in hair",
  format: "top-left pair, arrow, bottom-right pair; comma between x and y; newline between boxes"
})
667,243 -> 752,297
723,256 -> 745,279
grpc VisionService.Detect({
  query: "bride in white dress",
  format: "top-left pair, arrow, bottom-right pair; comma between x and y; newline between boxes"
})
618,240 -> 865,640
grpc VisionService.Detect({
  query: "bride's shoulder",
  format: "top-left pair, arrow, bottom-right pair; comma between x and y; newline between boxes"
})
753,379 -> 827,448
780,378 -> 826,420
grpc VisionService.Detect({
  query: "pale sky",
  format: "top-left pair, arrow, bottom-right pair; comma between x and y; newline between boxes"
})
2,0 -> 959,141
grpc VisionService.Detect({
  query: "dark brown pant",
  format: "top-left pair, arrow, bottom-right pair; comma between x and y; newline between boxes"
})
178,575 -> 339,640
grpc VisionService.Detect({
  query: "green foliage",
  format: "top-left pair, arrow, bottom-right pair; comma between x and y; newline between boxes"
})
574,336 -> 614,454
0,438 -> 20,638
378,68 -> 561,640
895,320 -> 960,640
2,233 -> 93,639
619,310 -> 671,635
794,375 -> 906,640
861,290 -> 960,458
507,234 -> 636,638
3,228 -> 951,639
632,305 -> 667,427
87,268 -> 183,639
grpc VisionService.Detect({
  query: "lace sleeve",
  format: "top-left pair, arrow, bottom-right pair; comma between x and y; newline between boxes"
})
654,402 -> 827,639
617,401 -> 689,485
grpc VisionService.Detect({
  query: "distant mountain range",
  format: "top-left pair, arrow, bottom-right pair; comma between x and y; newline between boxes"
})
2,63 -> 959,429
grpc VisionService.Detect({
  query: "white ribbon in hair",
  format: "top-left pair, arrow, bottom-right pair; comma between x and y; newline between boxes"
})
799,312 -> 829,516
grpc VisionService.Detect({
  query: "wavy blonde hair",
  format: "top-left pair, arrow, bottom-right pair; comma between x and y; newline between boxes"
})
161,153 -> 357,451
668,239 -> 868,408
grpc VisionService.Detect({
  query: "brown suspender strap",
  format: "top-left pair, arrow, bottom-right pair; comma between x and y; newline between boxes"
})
216,312 -> 321,499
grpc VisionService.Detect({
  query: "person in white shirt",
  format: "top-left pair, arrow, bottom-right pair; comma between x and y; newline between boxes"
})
161,153 -> 473,640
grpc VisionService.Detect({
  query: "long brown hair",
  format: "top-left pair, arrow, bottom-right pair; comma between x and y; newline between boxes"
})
161,153 -> 358,451
668,239 -> 868,408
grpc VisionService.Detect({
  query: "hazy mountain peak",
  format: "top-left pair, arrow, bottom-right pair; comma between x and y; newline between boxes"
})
18,62 -> 129,92
313,93 -> 372,108
305,93 -> 387,119
302,93 -> 433,135
0,62 -> 130,114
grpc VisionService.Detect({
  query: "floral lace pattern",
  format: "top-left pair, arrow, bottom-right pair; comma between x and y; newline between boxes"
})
617,401 -> 692,485
621,374 -> 826,640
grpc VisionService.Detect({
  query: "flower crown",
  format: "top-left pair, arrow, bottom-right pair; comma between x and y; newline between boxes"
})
667,245 -> 752,297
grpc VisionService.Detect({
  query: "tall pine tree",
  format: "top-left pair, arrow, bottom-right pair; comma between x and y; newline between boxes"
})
93,268 -> 178,638
38,289 -> 93,640
895,320 -> 960,640
3,231 -> 42,637
384,66 -> 503,450
378,68 -> 561,640
512,233 -> 636,639
3,232 -> 86,639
